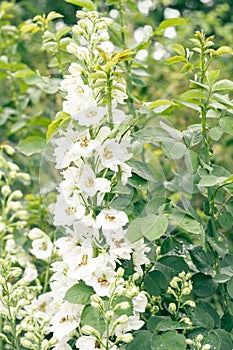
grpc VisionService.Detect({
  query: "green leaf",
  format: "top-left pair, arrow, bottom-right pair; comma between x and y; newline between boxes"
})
187,307 -> 215,329
148,316 -> 186,332
65,0 -> 95,10
126,218 -> 144,242
56,26 -> 71,40
144,270 -> 168,296
175,99 -> 201,112
227,276 -> 233,298
170,43 -> 186,56
81,305 -> 105,335
209,126 -> 223,141
150,99 -> 174,113
128,160 -> 156,181
198,175 -> 227,187
213,79 -> 233,92
185,150 -> 199,174
166,56 -> 186,64
126,331 -> 152,350
192,272 -> 218,297
189,80 -> 209,90
46,113 -> 71,142
189,246 -> 214,275
180,89 -> 206,100
218,212 -> 233,229
219,117 -> 233,135
65,281 -> 94,304
215,329 -> 233,350
151,330 -> 187,350
143,214 -> 168,241
204,330 -> 221,350
180,63 -> 192,73
157,255 -> 189,280
206,70 -> 220,87
162,138 -> 186,159
128,173 -> 148,190
156,18 -> 188,31
17,136 -> 45,156
133,127 -> 169,143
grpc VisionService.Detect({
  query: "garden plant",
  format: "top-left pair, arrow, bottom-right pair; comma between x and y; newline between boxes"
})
0,0 -> 233,349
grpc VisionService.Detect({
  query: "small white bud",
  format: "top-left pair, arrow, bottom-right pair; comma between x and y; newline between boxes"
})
115,314 -> 128,325
168,303 -> 176,312
28,228 -> 45,240
197,334 -> 204,341
2,144 -> 15,155
105,310 -> 114,320
1,185 -> 11,196
81,325 -> 100,338
202,345 -> 211,350
116,333 -> 134,343
21,338 -> 33,348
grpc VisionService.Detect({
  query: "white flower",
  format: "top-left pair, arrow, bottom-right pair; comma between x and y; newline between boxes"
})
112,108 -> 129,125
53,338 -> 73,350
53,193 -> 86,226
22,263 -> 38,282
97,139 -> 131,172
73,106 -> 107,126
86,255 -> 116,297
95,209 -> 128,230
115,315 -> 144,336
54,128 -> 80,169
50,302 -> 83,341
120,163 -> 132,185
132,239 -> 151,275
30,236 -> 53,261
95,178 -> 111,193
79,166 -> 97,197
133,293 -> 148,313
66,132 -> 98,163
75,336 -> 96,350
106,229 -> 132,260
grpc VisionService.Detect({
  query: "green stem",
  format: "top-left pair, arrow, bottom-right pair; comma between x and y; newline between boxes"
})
119,0 -> 136,118
107,72 -> 114,129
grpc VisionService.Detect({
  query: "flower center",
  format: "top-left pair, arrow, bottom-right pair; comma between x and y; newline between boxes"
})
103,148 -> 113,159
115,238 -> 125,248
65,207 -> 76,216
84,177 -> 94,188
105,214 -> 116,222
80,136 -> 90,148
97,276 -> 110,286
86,110 -> 97,118
78,254 -> 88,267
59,316 -> 69,323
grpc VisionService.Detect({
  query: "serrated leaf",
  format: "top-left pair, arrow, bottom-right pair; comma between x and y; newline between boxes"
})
65,0 -> 95,10
65,281 -> 94,304
17,136 -> 45,156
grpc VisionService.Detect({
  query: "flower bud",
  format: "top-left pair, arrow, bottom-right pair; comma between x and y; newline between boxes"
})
116,333 -> 134,343
117,267 -> 124,278
21,338 -> 33,348
182,287 -> 191,295
114,302 -> 130,311
168,303 -> 176,312
76,10 -> 86,18
3,325 -> 11,333
2,144 -> 15,155
18,172 -> 30,181
81,325 -> 100,338
9,190 -> 23,200
28,228 -> 45,240
186,339 -> 193,345
105,310 -> 114,320
202,345 -> 211,350
115,314 -> 128,325
197,334 -> 204,342
1,185 -> 11,197
10,267 -> 22,278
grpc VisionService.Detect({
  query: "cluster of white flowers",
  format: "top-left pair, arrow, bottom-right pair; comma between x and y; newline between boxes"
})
45,10 -> 150,349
